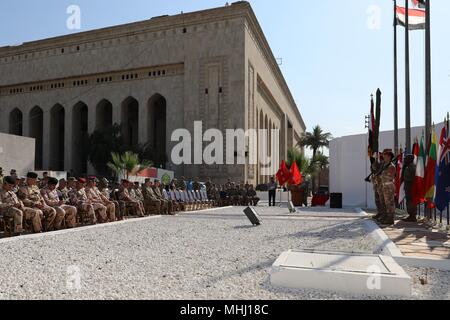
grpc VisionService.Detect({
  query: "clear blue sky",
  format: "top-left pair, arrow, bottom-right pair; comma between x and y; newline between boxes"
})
1,0 -> 449,140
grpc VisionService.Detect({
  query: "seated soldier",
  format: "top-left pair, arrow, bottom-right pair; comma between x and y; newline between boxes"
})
130,182 -> 146,215
41,177 -> 77,229
118,180 -> 144,217
142,179 -> 162,215
227,183 -> 240,206
238,184 -> 249,206
209,184 -> 221,207
68,178 -> 97,225
219,185 -> 230,207
18,172 -> 61,231
153,179 -> 173,215
246,185 -> 260,206
86,177 -> 116,222
0,176 -> 26,235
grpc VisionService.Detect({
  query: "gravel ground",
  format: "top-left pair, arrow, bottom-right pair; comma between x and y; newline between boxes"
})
0,206 -> 449,300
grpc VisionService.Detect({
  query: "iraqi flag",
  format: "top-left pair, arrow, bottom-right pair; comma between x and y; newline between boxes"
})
411,0 -> 426,9
412,136 -> 426,206
396,149 -> 405,204
396,5 -> 426,30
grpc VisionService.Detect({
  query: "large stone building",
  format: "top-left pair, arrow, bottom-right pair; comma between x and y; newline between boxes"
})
0,1 -> 305,185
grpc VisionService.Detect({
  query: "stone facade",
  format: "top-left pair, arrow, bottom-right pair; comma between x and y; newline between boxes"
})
0,1 -> 305,185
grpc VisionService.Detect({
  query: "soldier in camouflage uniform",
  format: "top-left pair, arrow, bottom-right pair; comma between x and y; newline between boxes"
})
402,154 -> 417,222
130,182 -> 146,215
227,183 -> 240,206
18,172 -> 60,231
118,180 -> 144,217
68,178 -> 97,224
142,179 -> 162,214
192,178 -> 202,192
238,184 -> 248,206
371,158 -> 386,221
41,177 -> 77,229
246,185 -> 260,206
86,177 -> 116,222
153,179 -> 174,215
2,176 -> 42,233
379,149 -> 397,225
0,176 -> 25,234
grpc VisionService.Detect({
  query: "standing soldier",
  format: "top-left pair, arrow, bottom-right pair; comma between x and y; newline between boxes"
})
402,154 -> 417,222
118,180 -> 145,217
68,178 -> 96,225
0,176 -> 25,235
41,177 -> 77,229
86,177 -> 116,222
18,172 -> 61,231
370,157 -> 386,221
379,149 -> 397,225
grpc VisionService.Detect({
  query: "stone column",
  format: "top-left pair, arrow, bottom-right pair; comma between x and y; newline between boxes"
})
64,106 -> 73,174
42,108 -> 51,170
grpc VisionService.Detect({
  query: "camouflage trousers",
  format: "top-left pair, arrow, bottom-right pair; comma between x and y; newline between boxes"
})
382,183 -> 396,215
91,203 -> 109,222
41,205 -> 62,231
125,200 -> 145,217
1,207 -> 23,233
374,183 -> 386,215
102,201 -> 116,222
53,205 -> 77,229
23,207 -> 43,232
144,199 -> 161,215
77,203 -> 97,224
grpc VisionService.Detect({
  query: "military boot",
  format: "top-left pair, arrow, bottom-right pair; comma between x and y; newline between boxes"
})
402,215 -> 417,223
379,214 -> 395,226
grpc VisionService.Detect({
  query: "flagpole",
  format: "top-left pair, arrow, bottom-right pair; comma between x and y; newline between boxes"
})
425,0 -> 432,150
405,0 -> 412,153
393,0 -> 399,154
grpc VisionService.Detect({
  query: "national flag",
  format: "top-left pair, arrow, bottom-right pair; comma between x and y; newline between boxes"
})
412,139 -> 419,165
411,0 -> 426,9
368,96 -> 375,157
434,125 -> 450,211
424,129 -> 437,201
396,149 -> 405,204
412,136 -> 426,206
396,6 -> 426,30
276,160 -> 291,186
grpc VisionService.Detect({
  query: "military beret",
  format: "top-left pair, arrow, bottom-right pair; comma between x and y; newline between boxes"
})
47,177 -> 59,185
78,178 -> 87,184
27,172 -> 38,179
4,176 -> 16,185
88,176 -> 99,182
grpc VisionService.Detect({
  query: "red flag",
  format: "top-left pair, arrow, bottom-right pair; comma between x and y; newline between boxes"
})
289,161 -> 303,185
276,160 -> 291,186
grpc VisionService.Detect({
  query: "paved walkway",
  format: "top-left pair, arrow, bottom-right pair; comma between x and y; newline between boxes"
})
365,209 -> 450,260
381,220 -> 450,259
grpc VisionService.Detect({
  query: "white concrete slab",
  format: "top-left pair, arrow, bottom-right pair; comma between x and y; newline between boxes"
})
270,249 -> 411,297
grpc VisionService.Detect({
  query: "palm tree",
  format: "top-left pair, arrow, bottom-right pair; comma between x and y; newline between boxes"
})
286,147 -> 313,178
107,151 -> 152,180
297,125 -> 332,193
312,152 -> 329,187
298,125 -> 333,159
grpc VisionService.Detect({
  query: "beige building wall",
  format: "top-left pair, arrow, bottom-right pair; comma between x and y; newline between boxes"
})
0,2 -> 305,184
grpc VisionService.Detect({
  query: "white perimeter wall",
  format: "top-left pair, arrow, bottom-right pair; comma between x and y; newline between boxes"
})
330,122 -> 446,209
0,132 -> 35,177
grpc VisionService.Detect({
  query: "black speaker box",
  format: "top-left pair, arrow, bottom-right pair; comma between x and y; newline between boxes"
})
330,193 -> 343,209
244,207 -> 262,226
